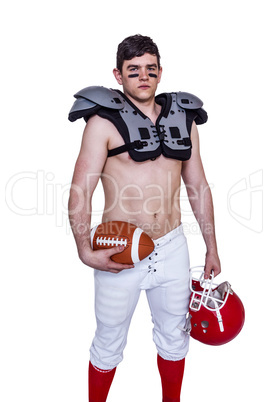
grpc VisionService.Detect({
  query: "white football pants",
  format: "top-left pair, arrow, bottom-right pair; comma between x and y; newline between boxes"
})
90,224 -> 191,370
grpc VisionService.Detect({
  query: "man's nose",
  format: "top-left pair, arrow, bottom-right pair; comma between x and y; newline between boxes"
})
139,68 -> 149,80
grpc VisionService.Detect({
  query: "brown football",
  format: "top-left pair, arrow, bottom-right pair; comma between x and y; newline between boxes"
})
90,221 -> 155,264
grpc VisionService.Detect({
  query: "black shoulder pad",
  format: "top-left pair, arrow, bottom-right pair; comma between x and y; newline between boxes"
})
68,86 -> 124,122
74,86 -> 124,109
176,92 -> 203,109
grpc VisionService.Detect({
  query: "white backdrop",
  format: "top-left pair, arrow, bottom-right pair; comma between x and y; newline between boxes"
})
1,0 -> 267,401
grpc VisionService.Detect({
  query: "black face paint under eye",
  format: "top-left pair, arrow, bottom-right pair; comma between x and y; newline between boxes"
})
128,73 -> 158,78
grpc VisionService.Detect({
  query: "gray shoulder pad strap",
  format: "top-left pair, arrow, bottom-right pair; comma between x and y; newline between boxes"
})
176,91 -> 203,109
74,86 -> 124,110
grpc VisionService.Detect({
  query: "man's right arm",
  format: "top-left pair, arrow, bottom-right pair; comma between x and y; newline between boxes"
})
68,116 -> 134,273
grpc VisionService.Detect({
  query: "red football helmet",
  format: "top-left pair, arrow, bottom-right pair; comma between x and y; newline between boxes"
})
189,267 -> 245,346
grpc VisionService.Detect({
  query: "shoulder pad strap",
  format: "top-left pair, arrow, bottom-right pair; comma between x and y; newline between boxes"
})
176,92 -> 203,109
74,86 -> 124,109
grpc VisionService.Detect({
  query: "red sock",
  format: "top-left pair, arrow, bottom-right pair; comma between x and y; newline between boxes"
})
88,362 -> 116,402
157,355 -> 185,402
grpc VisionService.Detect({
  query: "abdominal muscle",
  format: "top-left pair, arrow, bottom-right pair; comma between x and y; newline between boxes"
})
101,153 -> 183,240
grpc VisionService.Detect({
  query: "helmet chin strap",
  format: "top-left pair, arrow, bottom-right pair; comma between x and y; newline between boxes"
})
217,310 -> 224,332
177,314 -> 192,334
210,298 -> 224,332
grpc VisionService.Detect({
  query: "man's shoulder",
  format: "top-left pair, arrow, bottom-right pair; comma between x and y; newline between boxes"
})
85,114 -> 119,131
83,114 -> 120,148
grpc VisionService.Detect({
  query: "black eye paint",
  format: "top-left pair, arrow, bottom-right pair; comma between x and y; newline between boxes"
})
128,73 -> 158,78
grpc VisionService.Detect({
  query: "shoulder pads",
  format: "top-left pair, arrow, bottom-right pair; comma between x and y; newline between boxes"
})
68,86 -> 124,122
74,86 -> 124,109
176,91 -> 203,109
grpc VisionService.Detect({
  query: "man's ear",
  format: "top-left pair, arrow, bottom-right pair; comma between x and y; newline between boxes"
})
113,68 -> 123,85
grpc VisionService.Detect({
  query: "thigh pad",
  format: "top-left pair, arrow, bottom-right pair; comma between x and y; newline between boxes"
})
95,285 -> 130,327
164,282 -> 191,316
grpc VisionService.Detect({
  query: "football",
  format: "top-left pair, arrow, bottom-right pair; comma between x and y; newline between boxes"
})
90,221 -> 155,264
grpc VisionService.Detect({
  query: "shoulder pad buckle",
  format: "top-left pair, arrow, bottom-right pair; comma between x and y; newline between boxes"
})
176,91 -> 203,109
74,86 -> 124,110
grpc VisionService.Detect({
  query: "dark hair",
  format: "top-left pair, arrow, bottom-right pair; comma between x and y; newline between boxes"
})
116,34 -> 161,72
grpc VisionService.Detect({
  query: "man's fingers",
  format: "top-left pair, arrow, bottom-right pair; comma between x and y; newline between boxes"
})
106,246 -> 134,270
204,268 -> 211,280
108,262 -> 134,271
106,245 -> 125,257
204,266 -> 220,280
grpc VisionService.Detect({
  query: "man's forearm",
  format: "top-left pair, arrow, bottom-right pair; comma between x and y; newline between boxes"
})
187,182 -> 221,277
68,186 -> 93,261
187,183 -> 218,253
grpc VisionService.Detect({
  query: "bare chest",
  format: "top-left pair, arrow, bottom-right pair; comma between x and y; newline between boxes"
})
102,153 -> 182,203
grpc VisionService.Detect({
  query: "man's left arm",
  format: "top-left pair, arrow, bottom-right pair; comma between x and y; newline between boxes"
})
181,122 -> 221,279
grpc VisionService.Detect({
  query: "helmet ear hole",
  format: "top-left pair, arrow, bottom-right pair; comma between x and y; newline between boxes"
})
201,320 -> 209,328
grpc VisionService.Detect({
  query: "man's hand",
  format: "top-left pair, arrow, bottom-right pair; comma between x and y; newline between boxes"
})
204,251 -> 221,280
79,245 -> 135,274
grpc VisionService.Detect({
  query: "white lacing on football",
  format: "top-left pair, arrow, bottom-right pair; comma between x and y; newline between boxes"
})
96,237 -> 128,247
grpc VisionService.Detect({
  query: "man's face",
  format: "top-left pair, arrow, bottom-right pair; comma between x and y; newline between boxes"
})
113,53 -> 162,103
